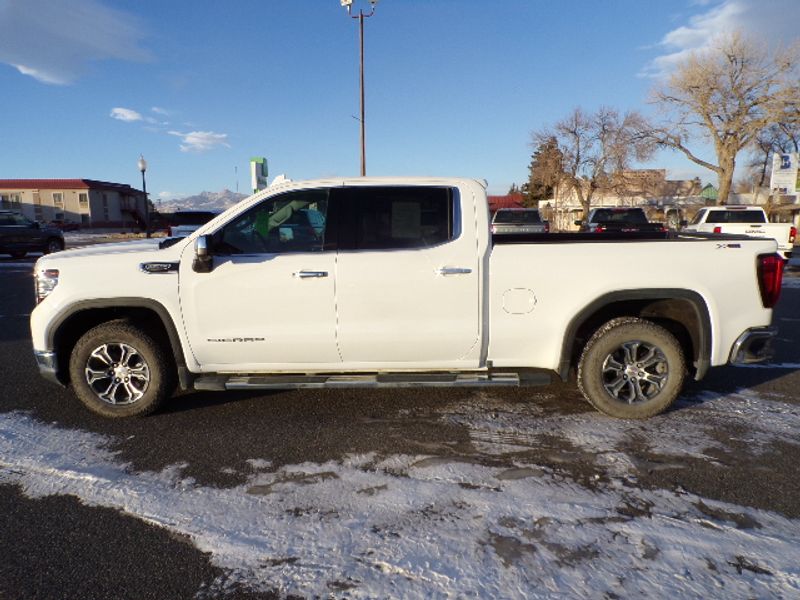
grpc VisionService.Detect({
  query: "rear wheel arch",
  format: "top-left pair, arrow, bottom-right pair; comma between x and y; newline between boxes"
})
48,299 -> 189,388
558,289 -> 711,382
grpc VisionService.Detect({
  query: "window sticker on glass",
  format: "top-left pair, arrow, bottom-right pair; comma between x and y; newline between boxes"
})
391,201 -> 421,239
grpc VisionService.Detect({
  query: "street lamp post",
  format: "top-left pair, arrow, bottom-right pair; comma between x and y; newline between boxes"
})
341,0 -> 379,177
137,154 -> 149,238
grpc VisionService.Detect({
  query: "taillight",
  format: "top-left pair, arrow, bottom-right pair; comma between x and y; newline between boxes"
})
713,226 -> 722,234
595,225 -> 606,233
757,253 -> 783,308
790,226 -> 797,244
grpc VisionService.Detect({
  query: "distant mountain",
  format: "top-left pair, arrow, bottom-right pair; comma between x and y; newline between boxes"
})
157,189 -> 248,212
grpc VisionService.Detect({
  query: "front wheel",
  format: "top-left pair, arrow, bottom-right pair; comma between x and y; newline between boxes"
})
69,320 -> 175,417
577,317 -> 685,419
44,238 -> 64,254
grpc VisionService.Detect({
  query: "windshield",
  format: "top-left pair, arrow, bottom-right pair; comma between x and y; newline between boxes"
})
493,210 -> 542,224
591,209 -> 648,224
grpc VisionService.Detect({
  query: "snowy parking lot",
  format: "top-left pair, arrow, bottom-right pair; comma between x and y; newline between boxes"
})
1,245 -> 799,598
3,388 -> 800,597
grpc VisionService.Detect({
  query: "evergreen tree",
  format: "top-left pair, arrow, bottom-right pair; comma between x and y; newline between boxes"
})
526,137 -> 562,206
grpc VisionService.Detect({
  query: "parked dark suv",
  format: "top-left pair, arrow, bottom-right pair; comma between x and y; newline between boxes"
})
0,210 -> 65,258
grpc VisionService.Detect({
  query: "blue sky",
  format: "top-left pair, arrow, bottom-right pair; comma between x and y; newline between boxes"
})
1,0 -> 798,199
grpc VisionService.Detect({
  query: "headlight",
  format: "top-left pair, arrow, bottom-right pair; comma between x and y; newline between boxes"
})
34,267 -> 59,304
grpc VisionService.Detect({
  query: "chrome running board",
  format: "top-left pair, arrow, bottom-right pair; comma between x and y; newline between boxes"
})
193,371 -> 551,391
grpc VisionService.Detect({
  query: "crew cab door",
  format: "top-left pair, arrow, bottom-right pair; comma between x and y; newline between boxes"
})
333,185 -> 481,368
178,188 -> 340,370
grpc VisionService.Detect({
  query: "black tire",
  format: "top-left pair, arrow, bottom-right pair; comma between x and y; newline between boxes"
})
10,250 -> 26,259
577,317 -> 685,419
69,319 -> 175,418
44,237 -> 64,254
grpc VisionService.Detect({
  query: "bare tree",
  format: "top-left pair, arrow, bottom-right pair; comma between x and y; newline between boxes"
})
533,107 -> 654,220
748,112 -> 800,186
647,31 -> 799,204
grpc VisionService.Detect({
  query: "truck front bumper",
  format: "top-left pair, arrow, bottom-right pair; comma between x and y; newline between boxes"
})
34,350 -> 64,386
729,327 -> 777,365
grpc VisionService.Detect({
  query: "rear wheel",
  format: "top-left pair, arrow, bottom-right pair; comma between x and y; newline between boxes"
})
577,317 -> 685,419
69,320 -> 175,418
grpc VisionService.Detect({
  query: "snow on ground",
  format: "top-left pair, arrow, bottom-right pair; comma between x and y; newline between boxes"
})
2,391 -> 800,598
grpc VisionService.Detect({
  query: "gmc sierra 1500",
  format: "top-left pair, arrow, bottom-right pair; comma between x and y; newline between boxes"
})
31,177 -> 782,419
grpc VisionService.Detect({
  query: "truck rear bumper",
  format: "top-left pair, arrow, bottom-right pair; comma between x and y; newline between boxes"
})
729,327 -> 776,365
34,350 -> 64,386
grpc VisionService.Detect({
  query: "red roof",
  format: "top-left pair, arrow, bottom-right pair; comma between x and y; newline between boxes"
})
487,193 -> 525,213
0,179 -> 141,193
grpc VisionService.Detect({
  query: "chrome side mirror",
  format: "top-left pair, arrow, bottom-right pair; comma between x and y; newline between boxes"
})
193,235 -> 213,273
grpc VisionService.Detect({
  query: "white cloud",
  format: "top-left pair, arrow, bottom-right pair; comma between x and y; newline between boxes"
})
151,106 -> 170,116
168,130 -> 231,153
642,0 -> 800,78
12,63 -> 64,85
0,0 -> 150,85
110,107 -> 143,122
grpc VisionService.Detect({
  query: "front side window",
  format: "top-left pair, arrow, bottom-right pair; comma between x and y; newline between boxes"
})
0,213 -> 33,226
337,186 -> 455,251
217,189 -> 329,254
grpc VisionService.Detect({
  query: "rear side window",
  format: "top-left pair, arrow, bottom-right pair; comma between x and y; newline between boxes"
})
336,186 -> 456,250
706,210 -> 766,224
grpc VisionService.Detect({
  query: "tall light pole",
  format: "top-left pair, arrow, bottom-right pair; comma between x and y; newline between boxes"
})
341,0 -> 379,177
137,154 -> 149,238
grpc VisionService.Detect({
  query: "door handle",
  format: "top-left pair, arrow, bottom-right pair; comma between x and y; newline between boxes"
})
293,270 -> 328,278
436,267 -> 472,276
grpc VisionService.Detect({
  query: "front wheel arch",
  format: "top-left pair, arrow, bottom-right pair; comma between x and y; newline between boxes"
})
49,301 -> 190,389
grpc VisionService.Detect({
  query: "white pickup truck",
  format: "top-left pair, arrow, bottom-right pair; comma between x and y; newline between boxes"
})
683,206 -> 796,260
30,177 -> 784,420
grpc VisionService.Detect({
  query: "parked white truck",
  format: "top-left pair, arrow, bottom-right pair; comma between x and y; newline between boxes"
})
682,206 -> 796,260
30,177 -> 784,420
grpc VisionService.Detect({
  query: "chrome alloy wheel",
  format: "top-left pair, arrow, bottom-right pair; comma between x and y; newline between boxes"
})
84,343 -> 151,405
601,340 -> 668,404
